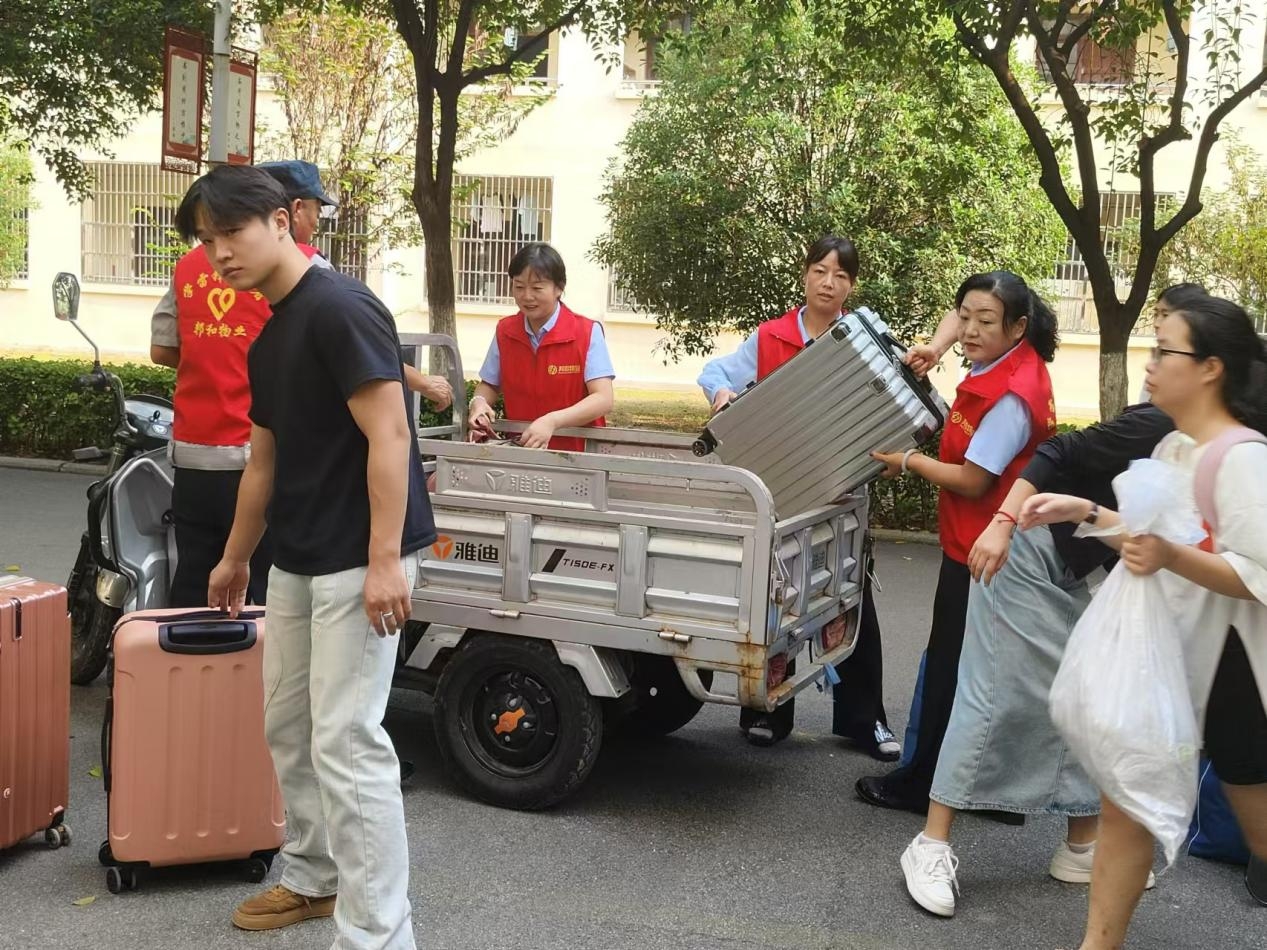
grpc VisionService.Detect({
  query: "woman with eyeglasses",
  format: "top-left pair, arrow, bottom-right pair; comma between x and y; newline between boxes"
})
1137,283 -> 1206,402
1021,294 -> 1267,950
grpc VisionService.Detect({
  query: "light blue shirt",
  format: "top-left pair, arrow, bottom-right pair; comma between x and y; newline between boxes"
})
697,308 -> 814,401
478,303 -> 616,387
963,350 -> 1033,476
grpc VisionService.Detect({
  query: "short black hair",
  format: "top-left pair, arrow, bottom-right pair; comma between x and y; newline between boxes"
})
175,165 -> 290,242
508,242 -> 567,288
804,235 -> 859,280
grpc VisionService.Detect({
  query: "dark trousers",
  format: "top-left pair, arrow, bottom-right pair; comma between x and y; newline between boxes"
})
831,576 -> 891,738
169,466 -> 272,608
881,554 -> 971,799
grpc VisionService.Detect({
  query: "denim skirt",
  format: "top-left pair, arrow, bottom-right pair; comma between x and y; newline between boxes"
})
930,525 -> 1101,816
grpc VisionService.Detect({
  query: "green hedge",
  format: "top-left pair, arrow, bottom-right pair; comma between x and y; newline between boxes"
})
0,357 -> 1079,533
0,358 -> 176,459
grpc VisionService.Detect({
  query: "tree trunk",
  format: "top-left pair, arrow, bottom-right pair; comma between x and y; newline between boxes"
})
419,204 -> 457,376
1096,306 -> 1134,421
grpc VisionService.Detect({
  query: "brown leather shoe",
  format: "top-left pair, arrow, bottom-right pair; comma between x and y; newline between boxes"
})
231,884 -> 337,931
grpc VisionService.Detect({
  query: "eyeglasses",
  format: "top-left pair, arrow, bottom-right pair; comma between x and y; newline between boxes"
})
1149,346 -> 1201,363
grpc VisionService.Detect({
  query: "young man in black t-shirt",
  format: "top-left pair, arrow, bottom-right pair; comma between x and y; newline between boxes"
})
180,165 -> 433,949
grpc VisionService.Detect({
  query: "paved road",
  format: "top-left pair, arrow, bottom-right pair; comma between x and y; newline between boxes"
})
0,466 -> 1259,949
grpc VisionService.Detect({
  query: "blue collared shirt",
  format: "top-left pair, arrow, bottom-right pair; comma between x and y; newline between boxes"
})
697,307 -> 814,401
479,303 -> 616,387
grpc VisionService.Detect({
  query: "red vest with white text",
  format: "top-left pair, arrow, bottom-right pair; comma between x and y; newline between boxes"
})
170,244 -> 319,446
937,340 -> 1057,563
495,303 -> 606,452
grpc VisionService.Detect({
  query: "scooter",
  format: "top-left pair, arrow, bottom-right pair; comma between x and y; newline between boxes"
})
54,273 -> 177,684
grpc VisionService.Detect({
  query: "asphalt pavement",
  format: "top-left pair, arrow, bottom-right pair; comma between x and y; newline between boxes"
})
0,466 -> 1260,949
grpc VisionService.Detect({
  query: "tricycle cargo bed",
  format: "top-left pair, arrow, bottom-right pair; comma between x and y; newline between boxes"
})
410,428 -> 868,713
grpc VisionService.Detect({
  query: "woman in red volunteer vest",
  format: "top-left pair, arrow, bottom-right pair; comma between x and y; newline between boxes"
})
469,243 -> 614,451
857,271 -> 1059,821
696,235 -> 901,760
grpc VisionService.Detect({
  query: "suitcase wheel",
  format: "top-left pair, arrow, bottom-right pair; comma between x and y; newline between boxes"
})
244,858 -> 270,883
58,825 -> 71,848
105,866 -> 139,894
98,841 -> 113,867
44,825 -> 70,850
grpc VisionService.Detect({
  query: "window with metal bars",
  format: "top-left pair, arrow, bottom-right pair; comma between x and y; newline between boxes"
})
1,201 -> 29,281
1050,191 -> 1166,334
313,207 -> 372,282
606,269 -> 644,313
81,162 -> 192,286
452,174 -> 553,305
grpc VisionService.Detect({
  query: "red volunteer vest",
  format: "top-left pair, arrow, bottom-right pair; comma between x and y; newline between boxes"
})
495,303 -> 606,452
171,244 -> 319,446
756,307 -> 808,380
937,340 -> 1057,563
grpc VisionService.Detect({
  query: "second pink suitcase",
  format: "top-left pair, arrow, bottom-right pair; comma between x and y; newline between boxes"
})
0,576 -> 71,852
100,608 -> 284,893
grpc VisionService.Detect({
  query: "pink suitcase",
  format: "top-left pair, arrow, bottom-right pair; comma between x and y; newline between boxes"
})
100,608 -> 284,893
0,576 -> 71,852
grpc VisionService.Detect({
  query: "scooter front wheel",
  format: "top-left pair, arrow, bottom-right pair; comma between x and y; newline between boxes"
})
70,576 -> 118,685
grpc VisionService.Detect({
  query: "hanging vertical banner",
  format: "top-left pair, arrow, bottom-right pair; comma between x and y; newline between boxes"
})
226,47 -> 258,166
161,27 -> 206,174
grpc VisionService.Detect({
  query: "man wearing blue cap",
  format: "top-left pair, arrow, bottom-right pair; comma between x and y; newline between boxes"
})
151,160 -> 449,609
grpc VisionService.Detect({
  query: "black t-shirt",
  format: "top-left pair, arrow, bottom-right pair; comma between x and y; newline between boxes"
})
1019,403 -> 1173,579
248,266 -> 435,575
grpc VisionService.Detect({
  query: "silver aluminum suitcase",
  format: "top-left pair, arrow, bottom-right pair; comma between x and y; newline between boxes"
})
692,308 -> 948,517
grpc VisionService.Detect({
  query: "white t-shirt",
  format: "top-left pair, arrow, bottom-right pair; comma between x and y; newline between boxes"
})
1151,430 -> 1267,722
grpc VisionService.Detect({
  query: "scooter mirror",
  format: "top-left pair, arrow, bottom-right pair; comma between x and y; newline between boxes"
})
53,272 -> 81,322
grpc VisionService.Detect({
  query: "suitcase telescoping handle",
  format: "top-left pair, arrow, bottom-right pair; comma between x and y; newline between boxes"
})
158,615 -> 259,655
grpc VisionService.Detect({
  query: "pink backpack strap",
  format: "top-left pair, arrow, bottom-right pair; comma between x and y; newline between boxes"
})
1193,426 -> 1267,534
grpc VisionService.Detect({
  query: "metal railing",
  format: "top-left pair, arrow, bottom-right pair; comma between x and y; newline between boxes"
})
452,173 -> 553,305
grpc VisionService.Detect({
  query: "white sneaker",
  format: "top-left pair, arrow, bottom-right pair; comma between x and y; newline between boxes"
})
1049,840 -> 1157,889
901,834 -> 959,917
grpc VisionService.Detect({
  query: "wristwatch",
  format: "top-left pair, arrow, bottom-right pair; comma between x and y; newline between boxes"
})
1084,502 -> 1100,525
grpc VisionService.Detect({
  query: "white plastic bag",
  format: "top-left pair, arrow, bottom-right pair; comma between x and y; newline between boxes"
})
1049,459 -> 1206,866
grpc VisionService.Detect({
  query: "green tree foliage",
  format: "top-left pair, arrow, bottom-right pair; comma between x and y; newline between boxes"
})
947,0 -> 1267,417
593,1 -> 1064,356
0,1 -> 213,198
1153,139 -> 1267,328
0,146 -> 32,288
260,7 -> 542,275
264,0 -> 697,339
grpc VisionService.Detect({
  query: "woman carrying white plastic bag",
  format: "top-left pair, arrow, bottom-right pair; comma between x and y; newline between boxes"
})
1021,294 -> 1267,950
1044,457 -> 1205,864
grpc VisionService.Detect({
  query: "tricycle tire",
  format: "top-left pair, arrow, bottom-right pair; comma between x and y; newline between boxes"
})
433,634 -> 601,810
620,655 -> 712,738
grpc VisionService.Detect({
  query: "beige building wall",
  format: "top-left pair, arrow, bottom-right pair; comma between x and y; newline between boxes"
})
4,8 -> 1266,422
